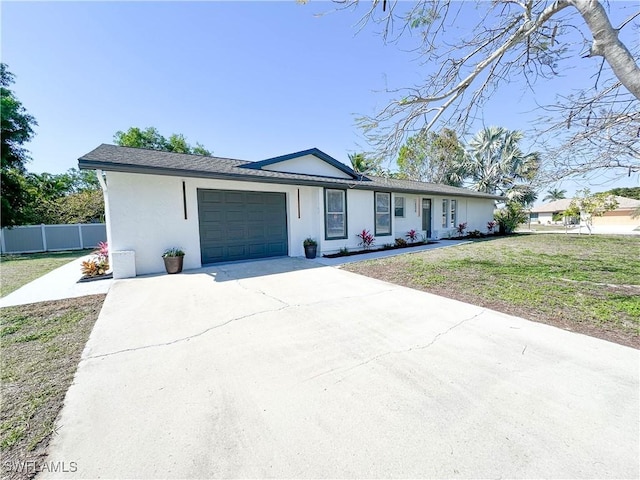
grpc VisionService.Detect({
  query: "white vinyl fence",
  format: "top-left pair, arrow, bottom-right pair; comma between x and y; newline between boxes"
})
0,223 -> 107,254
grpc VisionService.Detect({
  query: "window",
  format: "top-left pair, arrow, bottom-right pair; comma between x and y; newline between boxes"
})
394,196 -> 405,217
450,200 -> 457,227
442,199 -> 449,228
325,189 -> 347,239
375,192 -> 391,236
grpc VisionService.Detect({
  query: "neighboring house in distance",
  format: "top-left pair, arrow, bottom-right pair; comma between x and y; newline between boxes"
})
592,196 -> 640,227
529,199 -> 574,224
79,145 -> 502,277
530,196 -> 640,227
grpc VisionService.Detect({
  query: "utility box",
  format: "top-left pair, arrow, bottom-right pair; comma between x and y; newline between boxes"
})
112,250 -> 136,279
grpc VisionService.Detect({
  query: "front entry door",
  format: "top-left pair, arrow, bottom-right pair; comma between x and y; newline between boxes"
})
422,199 -> 432,239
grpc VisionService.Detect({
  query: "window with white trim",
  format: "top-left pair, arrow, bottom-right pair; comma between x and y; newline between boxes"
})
375,192 -> 391,236
394,196 -> 405,217
325,189 -> 347,239
442,199 -> 449,228
450,199 -> 457,227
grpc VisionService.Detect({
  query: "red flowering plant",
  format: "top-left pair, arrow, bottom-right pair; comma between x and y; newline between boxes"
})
487,220 -> 497,233
81,242 -> 110,277
456,222 -> 468,236
405,229 -> 421,243
356,229 -> 375,250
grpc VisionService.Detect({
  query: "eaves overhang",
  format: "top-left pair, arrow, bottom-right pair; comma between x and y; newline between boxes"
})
79,158 -> 504,200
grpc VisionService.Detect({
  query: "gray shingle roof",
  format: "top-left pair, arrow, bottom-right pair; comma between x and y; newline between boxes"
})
79,144 -> 503,200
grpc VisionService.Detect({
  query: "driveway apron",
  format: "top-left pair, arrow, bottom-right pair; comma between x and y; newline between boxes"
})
41,258 -> 639,479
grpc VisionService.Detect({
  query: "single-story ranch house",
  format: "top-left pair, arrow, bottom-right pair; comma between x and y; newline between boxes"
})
79,145 -> 502,278
530,196 -> 640,226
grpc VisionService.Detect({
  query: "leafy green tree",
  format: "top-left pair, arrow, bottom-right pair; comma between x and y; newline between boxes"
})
113,127 -> 167,150
19,169 -> 103,225
566,189 -> 619,233
1,63 -> 38,227
603,187 -> 640,200
396,128 -> 465,185
114,127 -> 212,156
56,190 -> 104,224
396,132 -> 431,181
465,127 -> 540,205
425,128 -> 466,186
543,189 -> 567,202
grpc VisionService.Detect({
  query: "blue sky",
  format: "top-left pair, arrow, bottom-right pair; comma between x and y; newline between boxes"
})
2,1 -> 638,198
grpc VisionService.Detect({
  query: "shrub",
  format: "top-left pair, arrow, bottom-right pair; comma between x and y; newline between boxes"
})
494,202 -> 528,234
405,229 -> 421,243
96,241 -> 109,258
487,220 -> 497,233
81,258 -> 109,277
338,246 -> 349,256
356,229 -> 375,250
382,243 -> 394,250
395,238 -> 408,247
81,241 -> 110,277
468,229 -> 483,238
456,222 -> 468,236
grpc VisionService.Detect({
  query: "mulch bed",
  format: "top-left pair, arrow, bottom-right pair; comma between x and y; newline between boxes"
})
323,241 -> 436,259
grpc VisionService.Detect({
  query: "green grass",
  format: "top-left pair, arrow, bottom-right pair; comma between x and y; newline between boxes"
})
345,234 -> 640,348
0,250 -> 92,298
0,295 -> 104,478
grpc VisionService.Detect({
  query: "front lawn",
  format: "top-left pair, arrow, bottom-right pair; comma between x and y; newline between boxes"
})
0,295 -> 105,479
344,234 -> 639,348
0,250 -> 92,298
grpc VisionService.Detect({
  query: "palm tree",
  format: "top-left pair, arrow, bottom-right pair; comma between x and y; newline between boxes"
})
465,126 -> 540,204
543,188 -> 567,202
348,153 -> 372,174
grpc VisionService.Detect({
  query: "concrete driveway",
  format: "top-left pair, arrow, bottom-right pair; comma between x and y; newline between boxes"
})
42,258 -> 638,479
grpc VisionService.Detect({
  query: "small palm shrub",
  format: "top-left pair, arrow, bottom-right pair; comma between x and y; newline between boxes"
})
495,202 -> 528,234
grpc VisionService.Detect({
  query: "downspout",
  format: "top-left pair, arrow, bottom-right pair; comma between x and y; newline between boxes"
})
96,169 -> 113,269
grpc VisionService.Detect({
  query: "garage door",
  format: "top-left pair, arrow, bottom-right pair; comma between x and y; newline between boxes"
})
197,189 -> 288,264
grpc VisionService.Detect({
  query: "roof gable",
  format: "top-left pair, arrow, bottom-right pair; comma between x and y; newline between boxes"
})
240,148 -> 358,179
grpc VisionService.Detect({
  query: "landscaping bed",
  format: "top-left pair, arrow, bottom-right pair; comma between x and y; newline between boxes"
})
323,241 -> 435,258
344,234 -> 639,348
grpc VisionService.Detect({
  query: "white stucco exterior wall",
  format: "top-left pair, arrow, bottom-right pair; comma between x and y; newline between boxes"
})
263,155 -> 352,179
104,171 -> 498,276
105,172 -> 322,275
392,194 -> 423,241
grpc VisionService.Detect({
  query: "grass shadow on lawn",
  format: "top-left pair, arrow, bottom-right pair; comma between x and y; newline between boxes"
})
0,295 -> 105,480
344,234 -> 639,348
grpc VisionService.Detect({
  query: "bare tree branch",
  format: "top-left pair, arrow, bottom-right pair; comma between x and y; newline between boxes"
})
330,0 -> 639,182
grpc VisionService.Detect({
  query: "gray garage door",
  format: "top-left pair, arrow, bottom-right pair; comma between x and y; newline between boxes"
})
197,189 -> 288,264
